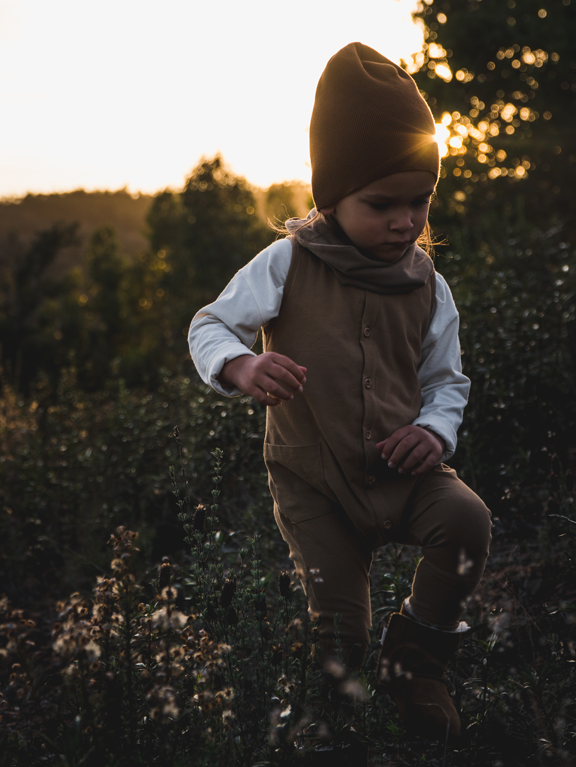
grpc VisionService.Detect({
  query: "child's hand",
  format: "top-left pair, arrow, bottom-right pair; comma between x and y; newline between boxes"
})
218,353 -> 307,406
376,426 -> 445,476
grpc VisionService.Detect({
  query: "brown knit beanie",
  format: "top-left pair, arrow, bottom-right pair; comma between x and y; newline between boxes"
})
310,42 -> 440,210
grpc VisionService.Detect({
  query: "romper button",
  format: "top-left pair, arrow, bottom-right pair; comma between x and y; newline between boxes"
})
365,429 -> 372,440
383,520 -> 393,530
367,475 -> 376,485
364,378 -> 372,389
364,327 -> 371,337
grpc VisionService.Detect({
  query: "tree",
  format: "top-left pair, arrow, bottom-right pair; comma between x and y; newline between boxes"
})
146,155 -> 272,347
410,0 -> 576,226
0,223 -> 79,392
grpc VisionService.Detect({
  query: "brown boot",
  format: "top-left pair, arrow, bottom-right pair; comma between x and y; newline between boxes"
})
376,609 -> 463,742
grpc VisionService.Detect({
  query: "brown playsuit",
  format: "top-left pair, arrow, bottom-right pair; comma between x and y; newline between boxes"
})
262,236 -> 491,658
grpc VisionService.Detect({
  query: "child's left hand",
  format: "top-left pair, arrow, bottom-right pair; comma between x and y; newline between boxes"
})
376,426 -> 445,476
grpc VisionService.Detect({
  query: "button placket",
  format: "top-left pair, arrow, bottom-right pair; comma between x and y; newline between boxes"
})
361,292 -> 378,473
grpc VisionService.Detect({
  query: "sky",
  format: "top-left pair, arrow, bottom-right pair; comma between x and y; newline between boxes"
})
0,0 -> 425,198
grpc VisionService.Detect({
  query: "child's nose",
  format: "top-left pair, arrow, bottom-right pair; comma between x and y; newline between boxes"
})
390,209 -> 413,232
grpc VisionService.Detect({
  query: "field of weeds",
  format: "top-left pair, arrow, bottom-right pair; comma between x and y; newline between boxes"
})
0,367 -> 574,766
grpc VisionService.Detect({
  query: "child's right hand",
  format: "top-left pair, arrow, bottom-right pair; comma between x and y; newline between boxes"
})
218,353 -> 307,406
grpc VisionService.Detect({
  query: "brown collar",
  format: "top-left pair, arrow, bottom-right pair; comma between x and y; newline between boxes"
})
286,211 -> 434,295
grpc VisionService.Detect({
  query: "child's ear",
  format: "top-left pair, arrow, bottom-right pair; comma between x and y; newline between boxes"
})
319,205 -> 335,215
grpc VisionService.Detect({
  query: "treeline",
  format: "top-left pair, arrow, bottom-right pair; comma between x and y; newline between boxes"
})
0,159 -> 310,392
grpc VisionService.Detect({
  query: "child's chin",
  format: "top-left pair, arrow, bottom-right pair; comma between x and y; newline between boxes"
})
372,247 -> 408,262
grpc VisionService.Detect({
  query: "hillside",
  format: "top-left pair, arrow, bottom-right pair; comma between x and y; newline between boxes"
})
0,189 -> 154,278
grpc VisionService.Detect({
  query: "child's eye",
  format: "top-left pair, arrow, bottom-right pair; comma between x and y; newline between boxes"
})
412,198 -> 431,207
368,202 -> 391,211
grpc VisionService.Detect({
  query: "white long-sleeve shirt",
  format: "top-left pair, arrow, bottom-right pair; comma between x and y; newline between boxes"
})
188,237 -> 470,461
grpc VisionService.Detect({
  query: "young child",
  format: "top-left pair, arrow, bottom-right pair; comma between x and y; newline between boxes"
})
189,42 -> 491,741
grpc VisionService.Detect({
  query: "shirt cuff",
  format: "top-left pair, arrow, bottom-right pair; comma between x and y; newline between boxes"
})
208,346 -> 256,397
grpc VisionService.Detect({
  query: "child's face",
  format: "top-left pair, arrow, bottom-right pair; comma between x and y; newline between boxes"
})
320,171 -> 436,261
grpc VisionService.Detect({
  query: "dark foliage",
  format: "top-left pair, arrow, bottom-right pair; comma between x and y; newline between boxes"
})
412,0 -> 576,229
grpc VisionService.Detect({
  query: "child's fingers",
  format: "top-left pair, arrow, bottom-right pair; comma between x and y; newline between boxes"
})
395,442 -> 431,473
386,434 -> 421,469
244,354 -> 306,400
267,361 -> 305,395
379,425 -> 443,474
261,374 -> 299,402
378,427 -> 414,460
268,353 -> 307,384
257,391 -> 283,407
409,453 -> 440,476
253,392 -> 283,407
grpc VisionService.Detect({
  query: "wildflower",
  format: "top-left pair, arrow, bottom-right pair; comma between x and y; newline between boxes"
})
147,684 -> 179,720
159,585 -> 178,603
219,644 -> 232,654
84,640 -> 101,662
222,708 -> 235,726
171,646 -> 186,661
151,606 -> 187,630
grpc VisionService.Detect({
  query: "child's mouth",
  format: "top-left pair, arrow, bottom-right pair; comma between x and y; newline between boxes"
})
386,240 -> 411,249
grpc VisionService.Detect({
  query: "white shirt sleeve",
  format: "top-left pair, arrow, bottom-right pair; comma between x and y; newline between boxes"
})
188,237 -> 293,396
413,272 -> 470,461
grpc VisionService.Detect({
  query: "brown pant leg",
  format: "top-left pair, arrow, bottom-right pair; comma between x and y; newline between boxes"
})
397,464 -> 492,630
268,459 -> 372,659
